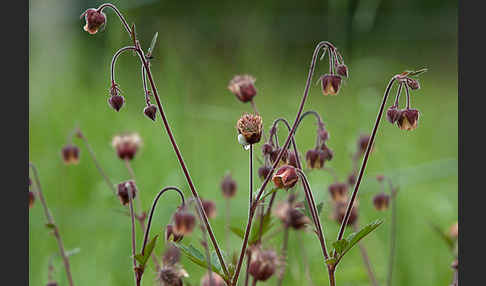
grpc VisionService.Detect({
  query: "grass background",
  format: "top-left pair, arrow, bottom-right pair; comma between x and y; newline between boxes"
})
29,0 -> 457,285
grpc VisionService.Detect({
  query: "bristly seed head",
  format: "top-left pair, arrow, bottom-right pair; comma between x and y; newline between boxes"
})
272,165 -> 299,190
237,113 -> 263,145
228,75 -> 257,103
144,104 -> 157,121
248,245 -> 280,281
112,132 -> 142,160
157,265 -> 188,286
116,180 -> 137,206
320,74 -> 342,96
372,192 -> 390,211
221,173 -> 237,199
81,9 -> 106,35
397,108 -> 420,131
61,144 -> 80,165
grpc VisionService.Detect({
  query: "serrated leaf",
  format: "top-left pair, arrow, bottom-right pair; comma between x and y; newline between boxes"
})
333,219 -> 383,262
174,243 -> 226,280
135,235 -> 159,268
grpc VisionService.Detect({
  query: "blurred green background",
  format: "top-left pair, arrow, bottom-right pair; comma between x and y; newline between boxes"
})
29,0 -> 457,285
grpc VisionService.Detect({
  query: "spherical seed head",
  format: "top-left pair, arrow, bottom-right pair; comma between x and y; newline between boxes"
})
108,95 -> 125,112
258,165 -> 272,181
357,134 -> 372,156
228,75 -> 257,103
261,143 -> 274,156
286,151 -> 299,168
162,244 -> 181,266
165,224 -> 184,243
221,174 -> 237,198
29,191 -> 35,209
397,108 -> 420,131
112,132 -> 142,160
61,144 -> 80,165
336,64 -> 349,78
201,272 -> 226,286
272,165 -> 298,190
328,183 -> 348,203
157,265 -> 187,286
386,106 -> 401,124
143,104 -> 157,121
406,77 -> 420,90
372,192 -> 390,211
116,180 -> 137,206
82,9 -> 106,35
248,246 -> 279,281
173,207 -> 196,236
449,222 -> 458,240
333,201 -> 358,226
320,74 -> 342,96
201,199 -> 217,219
237,113 -> 263,145
306,149 -> 324,169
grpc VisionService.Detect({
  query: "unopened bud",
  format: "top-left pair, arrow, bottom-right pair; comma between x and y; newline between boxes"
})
116,180 -> 137,206
81,9 -> 106,35
61,144 -> 80,165
221,174 -> 237,198
143,104 -> 157,121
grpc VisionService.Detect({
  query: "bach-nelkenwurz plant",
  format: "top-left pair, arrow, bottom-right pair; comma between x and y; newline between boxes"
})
29,3 -> 439,286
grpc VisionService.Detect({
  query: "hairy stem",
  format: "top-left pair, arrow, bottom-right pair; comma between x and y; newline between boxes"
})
29,163 -> 75,286
336,75 -> 398,241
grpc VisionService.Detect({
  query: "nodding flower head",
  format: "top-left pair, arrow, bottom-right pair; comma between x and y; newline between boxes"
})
320,74 -> 342,96
357,134 -> 372,156
274,200 -> 310,230
386,105 -> 401,124
320,144 -> 334,161
272,165 -> 299,190
258,165 -> 272,181
333,201 -> 358,226
201,199 -> 217,219
221,173 -> 237,199
406,78 -> 420,90
397,108 -> 420,131
200,272 -> 226,286
328,183 -> 348,203
372,192 -> 390,211
228,75 -> 257,103
248,245 -> 280,281
173,206 -> 196,236
157,265 -> 188,286
165,224 -> 184,243
270,147 -> 289,167
162,244 -> 181,266
143,104 -> 157,121
61,144 -> 80,165
112,132 -> 142,161
261,143 -> 274,156
306,149 -> 324,169
237,113 -> 263,145
81,8 -> 106,35
336,64 -> 349,78
29,191 -> 35,209
449,222 -> 458,240
318,127 -> 329,142
286,151 -> 299,168
108,83 -> 125,112
347,172 -> 357,186
116,180 -> 137,206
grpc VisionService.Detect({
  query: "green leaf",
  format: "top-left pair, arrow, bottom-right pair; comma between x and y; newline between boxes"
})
135,235 -> 159,268
332,219 -> 383,262
147,32 -> 159,56
229,226 -> 245,239
249,212 -> 274,245
261,188 -> 278,200
174,243 -> 226,280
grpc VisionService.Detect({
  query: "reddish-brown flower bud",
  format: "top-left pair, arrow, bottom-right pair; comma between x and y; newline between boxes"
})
348,172 -> 357,186
333,201 -> 358,226
286,151 -> 299,168
173,207 -> 196,236
29,191 -> 35,209
270,148 -> 289,166
306,149 -> 324,169
288,208 -> 310,230
406,78 -> 420,90
449,222 -> 458,240
261,143 -> 274,156
274,199 -> 309,229
165,224 -> 184,243
357,134 -> 372,156
108,95 -> 125,112
157,265 -> 188,286
272,165 -> 298,190
116,180 -> 137,206
386,106 -> 401,124
228,75 -> 257,103
329,183 -> 348,203
320,144 -> 334,161
248,246 -> 279,281
373,192 -> 390,211
162,244 -> 181,266
221,174 -> 237,198
237,113 -> 263,145
143,104 -> 157,121
258,165 -> 272,181
201,199 -> 217,219
320,74 -> 342,96
336,64 -> 349,78
201,272 -> 226,286
112,133 -> 142,160
397,108 -> 420,131
82,9 -> 106,35
61,144 -> 80,165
